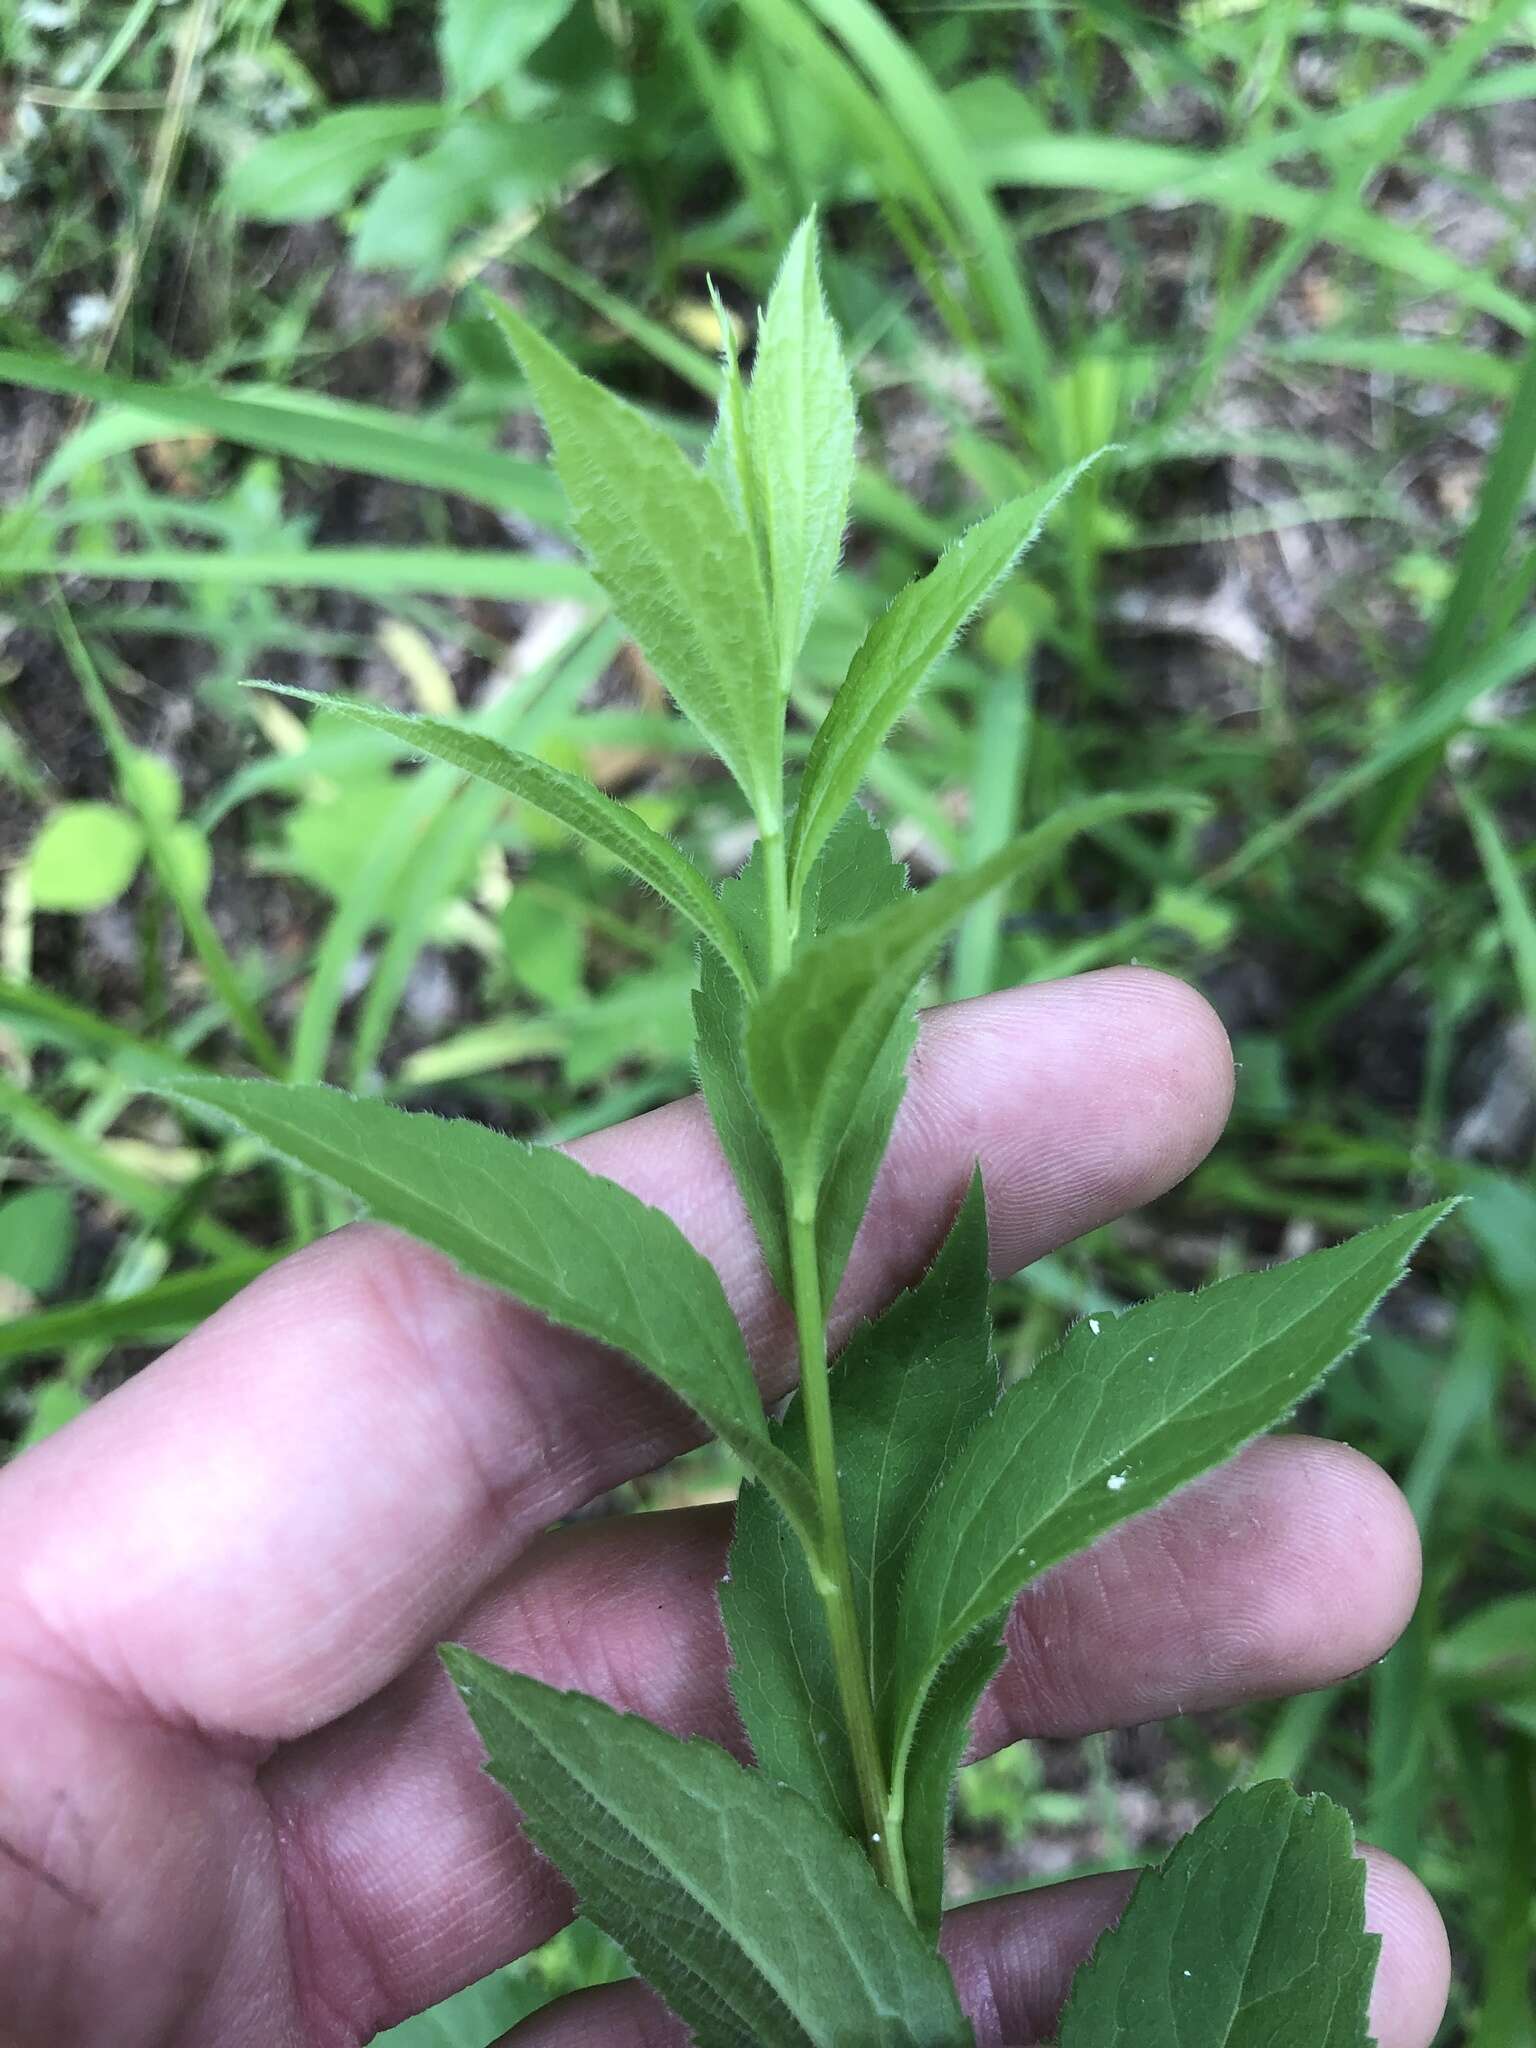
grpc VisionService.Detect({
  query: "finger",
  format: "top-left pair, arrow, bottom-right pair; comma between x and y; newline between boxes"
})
265,1436 -> 1418,2030
1,970 -> 1233,1740
942,1848 -> 1450,2048
496,1852 -> 1449,2048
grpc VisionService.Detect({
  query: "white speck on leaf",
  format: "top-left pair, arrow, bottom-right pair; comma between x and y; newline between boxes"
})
1107,1470 -> 1129,1492
1087,1317 -> 1101,1335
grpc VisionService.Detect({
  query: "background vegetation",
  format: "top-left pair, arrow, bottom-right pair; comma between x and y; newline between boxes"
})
1,1 -> 1533,2041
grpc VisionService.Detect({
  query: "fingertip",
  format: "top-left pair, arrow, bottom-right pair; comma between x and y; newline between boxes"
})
1361,1846 -> 1452,2048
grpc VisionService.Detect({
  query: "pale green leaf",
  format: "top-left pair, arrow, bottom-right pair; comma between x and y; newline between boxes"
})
0,1186 -> 75,1297
443,1651 -> 972,2048
1059,1782 -> 1378,2046
249,685 -> 750,988
724,1174 -> 995,1922
750,792 -> 1194,1202
485,297 -> 783,821
225,106 -> 444,222
695,807 -> 908,1300
893,1204 -> 1455,1774
28,803 -> 144,912
747,217 -> 856,688
439,0 -> 573,102
788,465 -> 1096,897
163,1079 -> 814,1537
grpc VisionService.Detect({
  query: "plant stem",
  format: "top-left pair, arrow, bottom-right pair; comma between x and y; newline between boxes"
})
760,826 -> 792,977
787,1202 -> 914,1914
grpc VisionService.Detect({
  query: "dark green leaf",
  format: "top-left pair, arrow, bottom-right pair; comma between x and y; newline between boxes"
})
163,1080 -> 814,1538
788,466 -> 1096,897
748,217 -> 857,688
444,1652 -> 973,2048
250,686 -> 750,988
893,1204 -> 1455,1781
484,298 -> 783,821
1059,1783 -> 1378,2046
724,1174 -> 995,1929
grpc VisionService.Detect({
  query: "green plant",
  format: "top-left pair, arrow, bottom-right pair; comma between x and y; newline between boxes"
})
134,221 -> 1458,2045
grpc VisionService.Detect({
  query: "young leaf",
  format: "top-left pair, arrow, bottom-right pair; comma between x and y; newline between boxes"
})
747,217 -> 857,689
484,296 -> 783,822
695,806 -> 909,1300
750,791 -> 1195,1206
162,1079 -> 815,1538
891,1203 -> 1456,1772
1059,1782 -> 1379,2046
443,1651 -> 974,2048
898,1627 -> 1007,1940
788,464 -> 1096,899
247,684 -> 751,990
724,1174 -> 995,1919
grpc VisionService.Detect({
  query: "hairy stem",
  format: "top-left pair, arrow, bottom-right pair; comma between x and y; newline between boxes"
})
788,1203 -> 914,1913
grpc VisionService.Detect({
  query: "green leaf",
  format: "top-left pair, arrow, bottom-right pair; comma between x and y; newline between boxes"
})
485,296 -> 783,821
224,106 -> 445,222
0,352 -> 561,523
1436,1594 -> 1536,1736
439,0 -> 573,102
162,1079 -> 815,1538
750,792 -> 1192,1204
695,807 -> 908,1300
249,685 -> 751,989
788,466 -> 1096,898
899,1627 -> 1007,1939
1059,1782 -> 1379,2046
28,802 -> 144,912
724,1174 -> 995,1927
747,217 -> 857,689
892,1204 -> 1455,1776
443,1651 -> 973,2048
0,1186 -> 76,1297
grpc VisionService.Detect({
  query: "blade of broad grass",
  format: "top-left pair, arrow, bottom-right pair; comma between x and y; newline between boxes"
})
965,133 -> 1530,335
791,0 -> 1060,453
1211,615 -> 1536,884
1176,0 -> 1532,413
0,1072 -> 246,1262
1367,1297 -> 1500,1864
736,0 -> 1058,461
286,615 -> 621,1086
11,547 -> 596,605
0,353 -> 563,522
0,973 -> 221,1086
250,683 -> 751,991
0,1254 -> 273,1384
52,604 -> 285,1077
1367,328 -> 1536,857
1458,781 -> 1536,1037
949,663 -> 1031,1003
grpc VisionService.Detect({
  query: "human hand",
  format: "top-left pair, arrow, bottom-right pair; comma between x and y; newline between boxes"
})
0,972 -> 1449,2048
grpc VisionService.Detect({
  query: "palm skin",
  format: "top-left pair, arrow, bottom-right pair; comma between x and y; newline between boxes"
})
0,972 -> 1450,2048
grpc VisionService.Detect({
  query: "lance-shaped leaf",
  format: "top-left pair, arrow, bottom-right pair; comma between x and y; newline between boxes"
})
695,806 -> 909,1301
747,216 -> 856,689
443,1651 -> 973,2048
891,1204 -> 1455,1774
1059,1782 -> 1379,2046
485,296 -> 783,822
247,683 -> 751,990
749,791 -> 1196,1205
725,1174 -> 994,1878
164,1079 -> 814,1537
788,462 -> 1097,899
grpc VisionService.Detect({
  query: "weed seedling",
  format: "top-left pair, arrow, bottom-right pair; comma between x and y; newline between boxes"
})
171,223 -> 1449,2046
